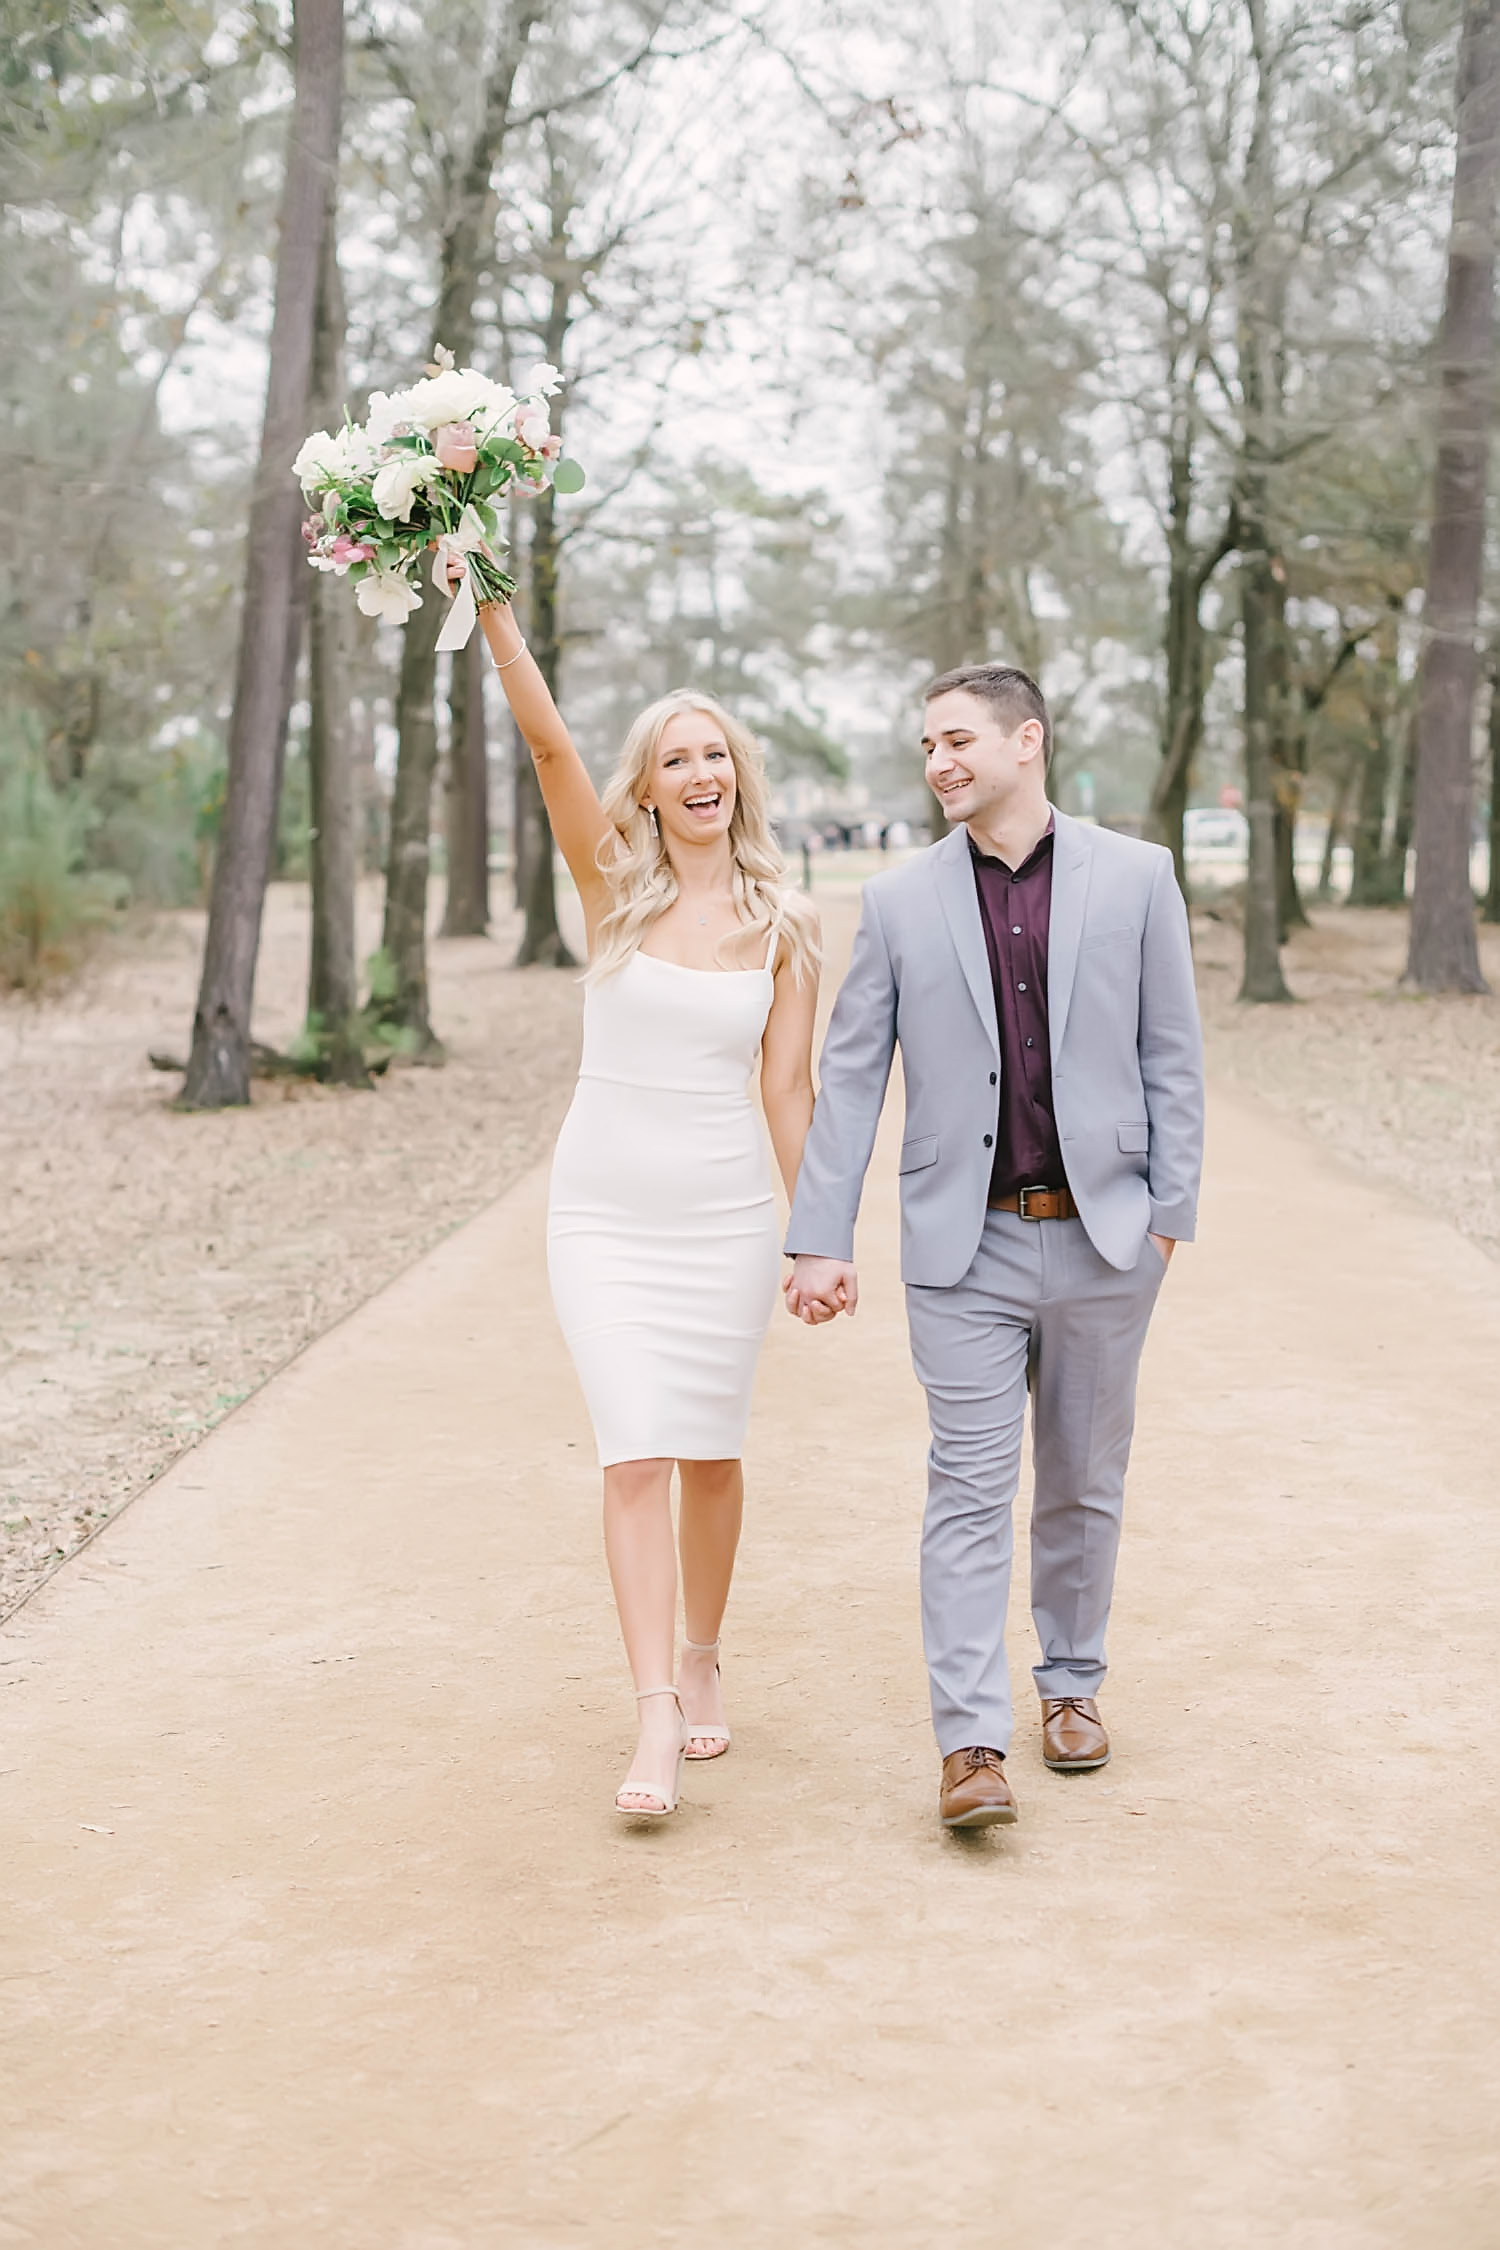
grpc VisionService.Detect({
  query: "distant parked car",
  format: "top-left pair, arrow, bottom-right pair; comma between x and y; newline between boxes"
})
1183,807 -> 1248,854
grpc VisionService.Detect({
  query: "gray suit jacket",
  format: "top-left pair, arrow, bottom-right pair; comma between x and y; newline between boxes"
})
785,812 -> 1205,1286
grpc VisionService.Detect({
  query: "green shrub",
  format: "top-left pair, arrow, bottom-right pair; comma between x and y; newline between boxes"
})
0,743 -> 126,989
81,731 -> 226,907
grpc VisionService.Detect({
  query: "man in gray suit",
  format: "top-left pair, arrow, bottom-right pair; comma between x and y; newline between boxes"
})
785,665 -> 1204,1830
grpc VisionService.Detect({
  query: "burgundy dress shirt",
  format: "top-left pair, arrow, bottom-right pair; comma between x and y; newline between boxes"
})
970,822 -> 1068,1199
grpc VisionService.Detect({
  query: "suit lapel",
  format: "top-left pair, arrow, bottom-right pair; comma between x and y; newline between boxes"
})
933,826 -> 999,1061
1047,807 -> 1093,1067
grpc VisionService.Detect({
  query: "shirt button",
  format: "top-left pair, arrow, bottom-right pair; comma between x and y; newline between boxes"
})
1012,926 -> 1022,935
982,1133 -> 993,1148
1017,981 -> 1027,992
1026,1038 -> 1034,1049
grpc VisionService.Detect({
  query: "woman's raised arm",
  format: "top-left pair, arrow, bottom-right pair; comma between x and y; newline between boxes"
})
474,596 -> 614,939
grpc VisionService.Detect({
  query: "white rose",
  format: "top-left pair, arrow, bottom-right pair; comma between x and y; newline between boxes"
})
331,424 -> 379,481
356,571 -> 423,623
292,429 -> 344,493
514,404 -> 550,450
525,361 -> 563,397
467,378 -> 517,432
403,367 -> 501,430
364,388 -> 414,445
371,454 -> 434,522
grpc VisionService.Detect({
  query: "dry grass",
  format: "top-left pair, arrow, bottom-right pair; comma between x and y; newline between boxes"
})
1194,903 -> 1500,1261
0,880 -> 585,1615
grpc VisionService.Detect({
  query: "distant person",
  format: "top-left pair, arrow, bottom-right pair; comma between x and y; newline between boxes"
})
451,569 -> 821,1820
785,664 -> 1203,1831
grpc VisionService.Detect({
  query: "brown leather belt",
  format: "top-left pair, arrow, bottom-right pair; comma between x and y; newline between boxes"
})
988,1185 -> 1078,1221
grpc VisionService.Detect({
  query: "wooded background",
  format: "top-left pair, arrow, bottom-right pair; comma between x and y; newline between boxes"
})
4,0 -> 1498,1098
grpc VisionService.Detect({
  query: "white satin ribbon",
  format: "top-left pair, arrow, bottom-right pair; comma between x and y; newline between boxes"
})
433,505 -> 490,652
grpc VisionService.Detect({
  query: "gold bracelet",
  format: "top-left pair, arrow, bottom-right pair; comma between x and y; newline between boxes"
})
493,640 -> 528,670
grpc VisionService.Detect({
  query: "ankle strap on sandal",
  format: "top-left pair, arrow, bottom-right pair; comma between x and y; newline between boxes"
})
683,1637 -> 721,1653
635,1684 -> 680,1703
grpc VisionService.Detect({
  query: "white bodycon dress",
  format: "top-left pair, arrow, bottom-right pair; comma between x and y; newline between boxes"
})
547,929 -> 782,1467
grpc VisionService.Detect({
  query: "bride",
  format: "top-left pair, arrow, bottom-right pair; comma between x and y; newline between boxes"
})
466,586 -> 821,1819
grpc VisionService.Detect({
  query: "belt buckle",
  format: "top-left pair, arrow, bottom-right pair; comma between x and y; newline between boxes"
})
1017,1185 -> 1042,1220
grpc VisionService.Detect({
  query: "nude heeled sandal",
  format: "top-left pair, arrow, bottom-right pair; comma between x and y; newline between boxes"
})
614,1685 -> 687,1818
679,1636 -> 732,1761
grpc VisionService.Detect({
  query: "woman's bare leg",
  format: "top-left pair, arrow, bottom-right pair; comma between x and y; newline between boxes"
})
677,1457 -> 743,1756
602,1457 -> 681,1809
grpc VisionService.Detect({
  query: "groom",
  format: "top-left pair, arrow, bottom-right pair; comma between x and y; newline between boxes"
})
785,665 -> 1204,1830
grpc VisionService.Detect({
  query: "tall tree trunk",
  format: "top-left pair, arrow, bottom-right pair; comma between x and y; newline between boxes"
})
180,0 -> 343,1107
1405,0 -> 1500,993
1385,711 -> 1418,900
441,633 -> 490,934
373,3 -> 544,1049
304,156 -> 369,1088
516,153 -> 578,968
1234,0 -> 1291,1002
1347,723 -> 1395,904
1486,652 -> 1500,919
511,726 -> 529,908
515,476 -> 576,967
1268,564 -> 1310,938
1151,412 -> 1201,893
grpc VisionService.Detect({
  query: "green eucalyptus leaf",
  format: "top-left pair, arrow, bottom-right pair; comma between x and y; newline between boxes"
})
551,458 -> 587,495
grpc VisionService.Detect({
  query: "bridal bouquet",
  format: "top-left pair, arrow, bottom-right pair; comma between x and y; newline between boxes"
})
292,348 -> 585,650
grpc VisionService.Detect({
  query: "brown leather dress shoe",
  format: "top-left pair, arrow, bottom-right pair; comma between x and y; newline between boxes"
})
1040,1697 -> 1110,1772
939,1746 -> 1018,1829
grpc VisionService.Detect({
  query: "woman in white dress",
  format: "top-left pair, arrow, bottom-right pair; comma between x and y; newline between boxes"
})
470,590 -> 822,1819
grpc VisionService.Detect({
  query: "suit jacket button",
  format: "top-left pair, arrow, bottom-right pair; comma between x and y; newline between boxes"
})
989,1072 -> 997,1086
982,1133 -> 993,1148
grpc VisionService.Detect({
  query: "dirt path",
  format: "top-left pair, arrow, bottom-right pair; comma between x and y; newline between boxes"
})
5,899 -> 1499,2248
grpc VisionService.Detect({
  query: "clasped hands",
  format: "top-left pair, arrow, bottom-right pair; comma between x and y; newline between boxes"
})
783,1255 -> 858,1325
787,1234 -> 1175,1325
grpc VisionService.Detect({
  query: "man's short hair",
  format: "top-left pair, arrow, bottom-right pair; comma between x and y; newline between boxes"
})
925,664 -> 1052,766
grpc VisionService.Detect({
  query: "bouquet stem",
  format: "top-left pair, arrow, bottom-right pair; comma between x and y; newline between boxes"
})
467,547 -> 517,610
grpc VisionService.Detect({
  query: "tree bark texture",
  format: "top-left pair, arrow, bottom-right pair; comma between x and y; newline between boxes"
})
515,473 -> 575,967
1266,568 -> 1309,939
441,633 -> 490,934
374,2 -> 544,1046
304,157 -> 369,1087
1405,0 -> 1500,992
1386,714 -> 1417,900
1151,419 -> 1204,893
516,155 -> 578,969
1348,720 -> 1397,904
179,0 -> 343,1107
1234,0 -> 1291,1002
1486,655 -> 1500,918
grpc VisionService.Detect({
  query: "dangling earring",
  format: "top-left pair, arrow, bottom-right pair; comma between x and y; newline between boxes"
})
647,806 -> 660,838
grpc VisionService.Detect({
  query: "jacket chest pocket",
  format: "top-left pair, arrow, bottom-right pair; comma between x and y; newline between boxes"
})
899,1134 -> 939,1173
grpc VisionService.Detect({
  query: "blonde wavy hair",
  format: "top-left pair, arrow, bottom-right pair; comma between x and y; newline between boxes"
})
588,690 -> 820,986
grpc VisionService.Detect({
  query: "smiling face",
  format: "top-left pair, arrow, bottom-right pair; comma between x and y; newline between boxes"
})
643,709 -> 738,847
921,687 -> 1047,827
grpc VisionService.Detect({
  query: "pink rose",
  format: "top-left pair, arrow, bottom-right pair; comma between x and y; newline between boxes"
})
514,407 -> 548,451
432,420 -> 478,473
539,433 -> 563,460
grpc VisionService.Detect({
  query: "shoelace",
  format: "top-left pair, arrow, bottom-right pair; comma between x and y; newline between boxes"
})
963,1745 -> 1004,1773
